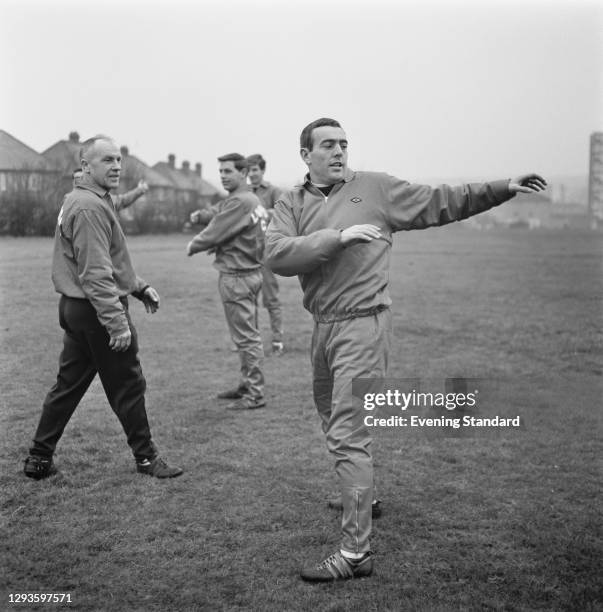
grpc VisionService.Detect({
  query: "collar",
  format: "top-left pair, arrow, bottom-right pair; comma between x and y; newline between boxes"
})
76,177 -> 110,199
250,180 -> 270,191
298,169 -> 356,189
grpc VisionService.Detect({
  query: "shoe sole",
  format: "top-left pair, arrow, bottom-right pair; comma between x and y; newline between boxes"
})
225,402 -> 266,410
137,469 -> 184,478
24,471 -> 57,480
301,571 -> 373,583
217,388 -> 248,400
301,563 -> 373,582
24,459 -> 57,480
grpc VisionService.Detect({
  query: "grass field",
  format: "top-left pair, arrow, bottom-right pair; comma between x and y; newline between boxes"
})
1,227 -> 601,611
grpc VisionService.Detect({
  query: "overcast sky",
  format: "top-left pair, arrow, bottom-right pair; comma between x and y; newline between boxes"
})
1,0 -> 601,189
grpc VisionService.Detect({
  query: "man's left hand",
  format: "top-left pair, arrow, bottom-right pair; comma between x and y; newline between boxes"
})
509,174 -> 547,194
142,286 -> 160,313
138,179 -> 149,194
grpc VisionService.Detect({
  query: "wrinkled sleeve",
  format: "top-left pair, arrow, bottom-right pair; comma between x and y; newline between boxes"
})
387,176 -> 514,231
265,197 -> 343,277
71,209 -> 129,336
264,185 -> 282,219
187,198 -> 251,254
268,185 -> 282,209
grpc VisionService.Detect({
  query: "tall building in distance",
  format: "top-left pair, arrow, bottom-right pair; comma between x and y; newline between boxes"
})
588,132 -> 603,228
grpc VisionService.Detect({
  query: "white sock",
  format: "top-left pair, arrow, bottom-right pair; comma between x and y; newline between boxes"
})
340,549 -> 366,561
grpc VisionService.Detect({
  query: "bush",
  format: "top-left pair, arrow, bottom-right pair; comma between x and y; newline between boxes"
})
0,172 -> 65,236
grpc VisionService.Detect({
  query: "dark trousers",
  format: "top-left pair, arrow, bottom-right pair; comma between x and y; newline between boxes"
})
30,295 -> 156,462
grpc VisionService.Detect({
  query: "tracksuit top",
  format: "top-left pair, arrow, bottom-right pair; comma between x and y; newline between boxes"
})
252,181 -> 281,212
187,190 -> 267,272
51,181 -> 147,336
265,170 -> 514,321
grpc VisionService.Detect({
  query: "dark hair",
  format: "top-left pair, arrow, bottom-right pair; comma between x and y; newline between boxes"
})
300,118 -> 342,151
246,154 -> 266,171
217,153 -> 248,172
79,135 -> 113,161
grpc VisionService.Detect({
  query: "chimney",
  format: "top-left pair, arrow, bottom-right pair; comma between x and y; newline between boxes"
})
68,131 -> 80,143
182,161 -> 190,173
168,154 -> 175,169
120,146 -> 129,156
195,162 -> 202,177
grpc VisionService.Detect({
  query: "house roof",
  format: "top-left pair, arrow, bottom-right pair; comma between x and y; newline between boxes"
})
153,162 -> 192,190
42,135 -> 81,174
0,129 -> 53,171
153,157 -> 219,196
42,135 -> 172,188
199,178 -> 221,197
121,149 -> 173,188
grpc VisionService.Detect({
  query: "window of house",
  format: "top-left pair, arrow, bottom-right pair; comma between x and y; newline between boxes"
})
28,174 -> 41,191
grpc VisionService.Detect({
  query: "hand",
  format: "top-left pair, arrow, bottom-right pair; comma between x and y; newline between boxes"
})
340,224 -> 382,247
186,241 -> 195,257
142,286 -> 160,313
137,179 -> 149,194
109,329 -> 131,352
509,174 -> 547,194
190,209 -> 213,225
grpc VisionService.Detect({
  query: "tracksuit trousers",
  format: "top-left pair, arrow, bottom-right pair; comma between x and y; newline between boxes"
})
30,295 -> 156,462
311,307 -> 391,554
261,265 -> 283,344
218,270 -> 265,401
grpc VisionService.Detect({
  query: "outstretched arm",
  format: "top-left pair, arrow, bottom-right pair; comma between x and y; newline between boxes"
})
387,173 -> 547,231
114,180 -> 149,211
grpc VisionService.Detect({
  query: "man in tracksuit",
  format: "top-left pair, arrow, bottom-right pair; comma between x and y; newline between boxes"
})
246,154 -> 285,355
24,136 -> 183,480
264,117 -> 546,582
187,153 -> 268,410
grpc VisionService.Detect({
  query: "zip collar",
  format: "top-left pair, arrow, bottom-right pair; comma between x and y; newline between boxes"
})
297,169 -> 356,190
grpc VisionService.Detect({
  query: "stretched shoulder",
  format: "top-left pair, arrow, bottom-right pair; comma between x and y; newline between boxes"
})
352,170 -> 402,185
276,185 -> 303,207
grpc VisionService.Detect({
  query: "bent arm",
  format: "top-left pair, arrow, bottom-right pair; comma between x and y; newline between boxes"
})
187,198 -> 250,255
71,210 -> 130,336
265,200 -> 343,276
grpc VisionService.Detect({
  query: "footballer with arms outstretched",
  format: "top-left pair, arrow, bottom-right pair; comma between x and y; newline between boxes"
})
265,117 -> 546,582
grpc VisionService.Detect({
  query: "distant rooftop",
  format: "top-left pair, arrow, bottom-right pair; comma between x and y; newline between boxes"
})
0,129 -> 53,171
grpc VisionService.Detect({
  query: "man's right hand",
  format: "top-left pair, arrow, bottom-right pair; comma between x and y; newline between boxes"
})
340,224 -> 382,247
109,329 -> 132,352
190,209 -> 213,225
